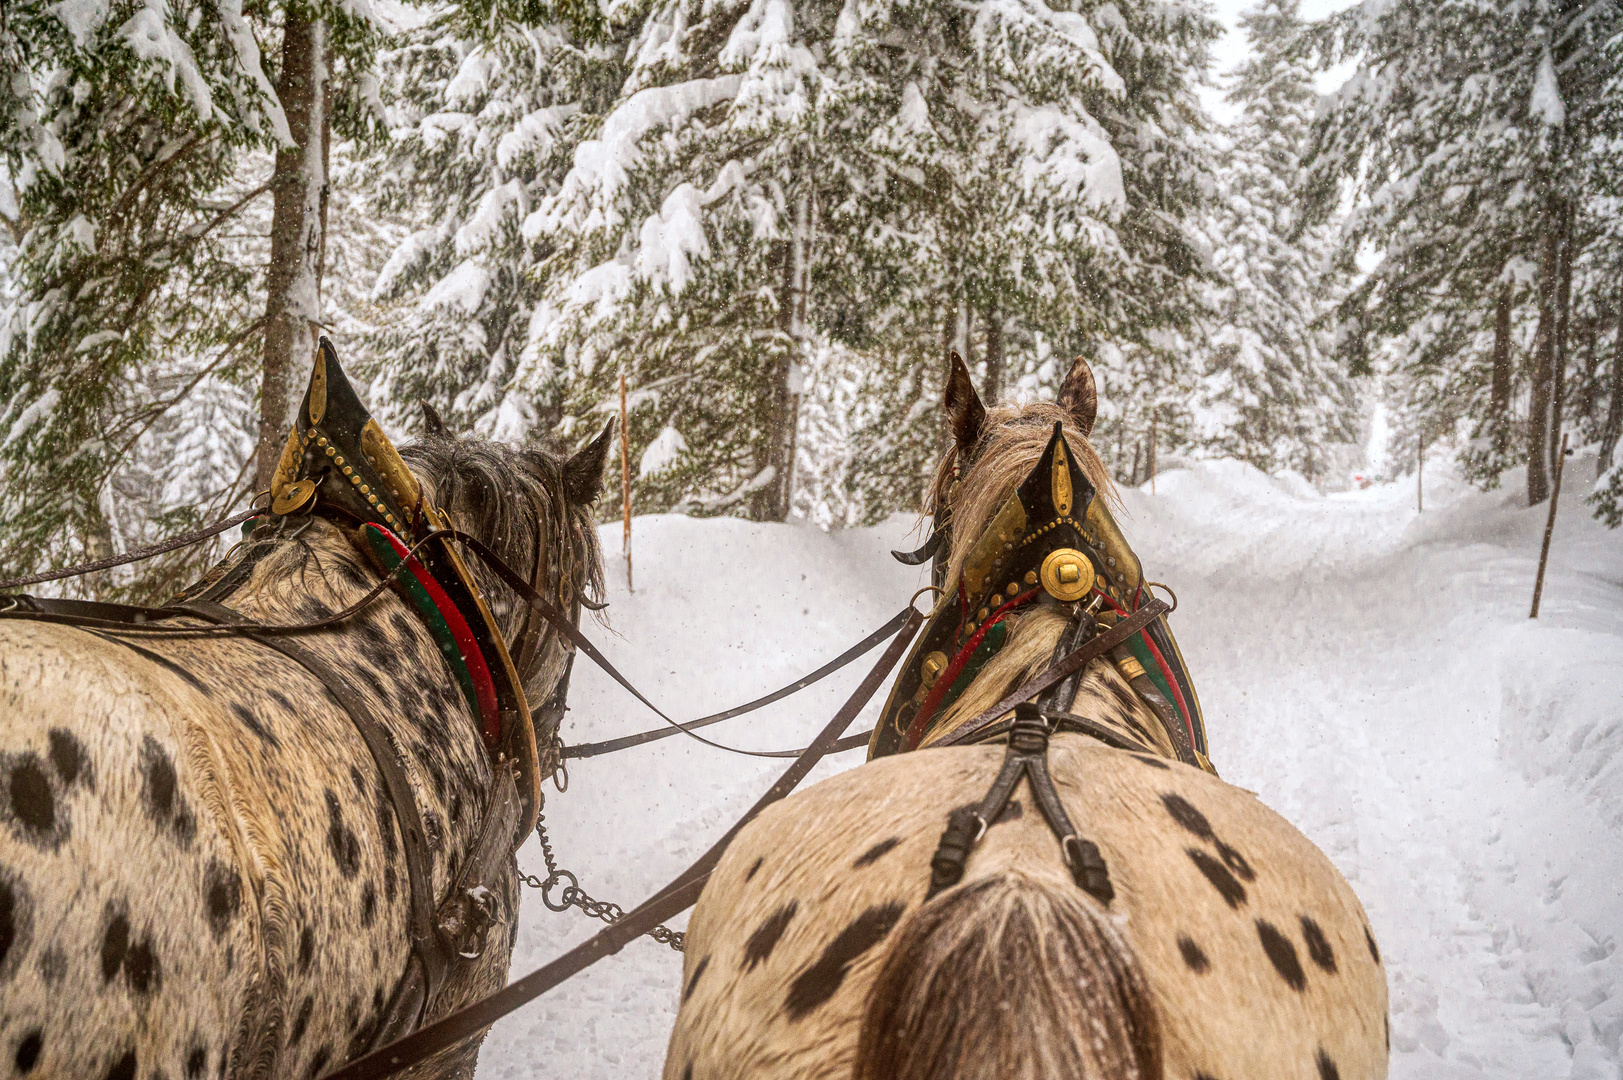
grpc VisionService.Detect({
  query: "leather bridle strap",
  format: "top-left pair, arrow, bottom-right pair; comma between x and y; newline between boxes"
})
926,599 -> 1170,750
178,600 -> 449,1034
319,606 -> 925,1080
562,606 -> 917,759
447,529 -> 897,760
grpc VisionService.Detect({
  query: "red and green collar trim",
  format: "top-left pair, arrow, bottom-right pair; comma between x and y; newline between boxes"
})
905,587 -> 1040,749
360,523 -> 503,750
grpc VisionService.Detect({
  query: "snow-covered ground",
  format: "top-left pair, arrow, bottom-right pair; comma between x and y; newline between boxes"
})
476,452 -> 1623,1079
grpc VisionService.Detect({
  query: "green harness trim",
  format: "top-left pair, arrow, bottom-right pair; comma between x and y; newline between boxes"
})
936,621 -> 1009,718
360,526 -> 482,720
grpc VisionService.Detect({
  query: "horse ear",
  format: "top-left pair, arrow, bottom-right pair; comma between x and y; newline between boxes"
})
1055,356 -> 1098,436
944,351 -> 986,453
420,400 -> 448,436
563,418 -> 615,505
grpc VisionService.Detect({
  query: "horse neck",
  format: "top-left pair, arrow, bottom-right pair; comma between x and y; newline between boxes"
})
930,604 -> 1178,758
212,518 -> 378,625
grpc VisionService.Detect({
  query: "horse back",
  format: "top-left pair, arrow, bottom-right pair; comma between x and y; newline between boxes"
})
668,736 -> 1388,1080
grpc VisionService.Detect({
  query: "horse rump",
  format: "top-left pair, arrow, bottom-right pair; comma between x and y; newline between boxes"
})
855,871 -> 1162,1080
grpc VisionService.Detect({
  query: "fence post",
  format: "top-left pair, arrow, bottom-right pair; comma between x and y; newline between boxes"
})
1529,432 -> 1569,619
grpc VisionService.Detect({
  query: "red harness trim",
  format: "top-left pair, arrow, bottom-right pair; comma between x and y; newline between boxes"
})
369,524 -> 502,746
905,588 -> 1040,750
1097,586 -> 1196,752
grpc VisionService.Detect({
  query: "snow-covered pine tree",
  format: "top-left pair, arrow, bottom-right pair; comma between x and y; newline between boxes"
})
1196,0 -> 1357,481
359,4 -> 626,445
521,0 -> 1219,523
0,0 -> 393,597
1300,0 -> 1622,507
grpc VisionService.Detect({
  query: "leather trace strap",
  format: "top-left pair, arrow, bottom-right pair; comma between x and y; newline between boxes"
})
927,702 -> 1113,906
925,598 -> 1170,750
318,606 -> 925,1080
562,606 -> 917,760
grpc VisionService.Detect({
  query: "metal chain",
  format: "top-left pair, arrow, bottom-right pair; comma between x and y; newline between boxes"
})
519,789 -> 684,952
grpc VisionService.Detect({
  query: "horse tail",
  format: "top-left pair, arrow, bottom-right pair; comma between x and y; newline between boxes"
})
855,871 -> 1162,1080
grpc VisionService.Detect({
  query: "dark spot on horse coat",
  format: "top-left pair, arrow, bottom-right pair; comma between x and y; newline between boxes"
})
105,1049 -> 137,1080
48,729 -> 91,789
1162,793 -> 1213,840
854,838 -> 902,868
1316,1049 -> 1341,1080
14,1029 -> 42,1073
1178,934 -> 1210,973
1107,679 -> 1141,716
299,926 -> 315,973
384,866 -> 397,904
742,901 -> 798,972
682,1063 -> 693,1080
307,1045 -> 331,1079
361,883 -> 377,927
745,856 -> 764,882
186,1045 -> 207,1078
1300,915 -> 1336,972
0,872 -> 19,977
1187,848 -> 1246,908
1216,840 -> 1255,882
36,945 -> 64,984
684,955 -> 710,1002
205,861 -> 242,938
339,560 -> 371,590
140,736 -> 196,845
5,754 -> 59,846
325,789 -> 362,878
230,703 -> 280,747
1256,919 -> 1306,991
125,937 -> 160,995
784,902 -> 906,1020
1194,1074 -> 1220,1080
1385,1014 -> 1390,1052
389,612 -> 417,641
289,995 -> 314,1046
101,909 -> 130,981
1132,753 -> 1171,769
1365,924 -> 1381,965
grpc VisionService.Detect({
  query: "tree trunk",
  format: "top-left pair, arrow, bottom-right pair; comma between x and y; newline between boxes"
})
1600,285 -> 1623,477
751,188 -> 810,521
1549,201 -> 1574,474
256,13 -> 329,494
1527,199 -> 1562,505
983,296 -> 1003,406
1490,283 -> 1513,456
939,295 -> 958,453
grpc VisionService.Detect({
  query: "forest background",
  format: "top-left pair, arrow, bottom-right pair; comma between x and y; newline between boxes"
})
1,0 -> 1620,600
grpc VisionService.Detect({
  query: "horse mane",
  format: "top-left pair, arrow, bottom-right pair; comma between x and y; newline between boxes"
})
400,433 -> 606,629
924,402 -> 1121,742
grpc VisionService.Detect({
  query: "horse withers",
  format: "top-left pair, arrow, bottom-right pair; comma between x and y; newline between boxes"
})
0,344 -> 609,1079
665,355 -> 1388,1080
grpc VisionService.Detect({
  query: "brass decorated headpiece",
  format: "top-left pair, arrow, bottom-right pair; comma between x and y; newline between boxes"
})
869,422 -> 1150,758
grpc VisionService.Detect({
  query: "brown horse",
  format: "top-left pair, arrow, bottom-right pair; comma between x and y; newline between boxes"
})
664,356 -> 1387,1080
0,390 -> 608,1079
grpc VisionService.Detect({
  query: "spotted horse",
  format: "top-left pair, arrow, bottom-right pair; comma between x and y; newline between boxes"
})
0,340 -> 610,1079
665,354 -> 1388,1080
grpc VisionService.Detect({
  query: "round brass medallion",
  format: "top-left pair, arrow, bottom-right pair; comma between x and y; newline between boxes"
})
270,478 -> 318,516
1039,548 -> 1094,602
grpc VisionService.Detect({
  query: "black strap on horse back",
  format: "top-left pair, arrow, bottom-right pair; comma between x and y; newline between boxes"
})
927,703 -> 1114,905
318,606 -> 925,1080
561,606 -> 916,760
175,601 -> 452,1033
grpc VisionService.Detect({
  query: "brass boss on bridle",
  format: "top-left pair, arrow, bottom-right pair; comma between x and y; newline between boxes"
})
871,421 -> 1210,762
267,338 -> 546,839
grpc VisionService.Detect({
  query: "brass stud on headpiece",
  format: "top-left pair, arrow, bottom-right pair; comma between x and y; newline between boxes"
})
1039,548 -> 1094,602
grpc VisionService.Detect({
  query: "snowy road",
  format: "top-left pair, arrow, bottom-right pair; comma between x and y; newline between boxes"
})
476,455 -> 1622,1080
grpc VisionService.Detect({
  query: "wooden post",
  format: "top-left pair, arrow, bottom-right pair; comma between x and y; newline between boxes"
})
1530,432 -> 1569,619
1149,407 -> 1158,495
1417,438 -> 1423,513
620,372 -> 632,593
